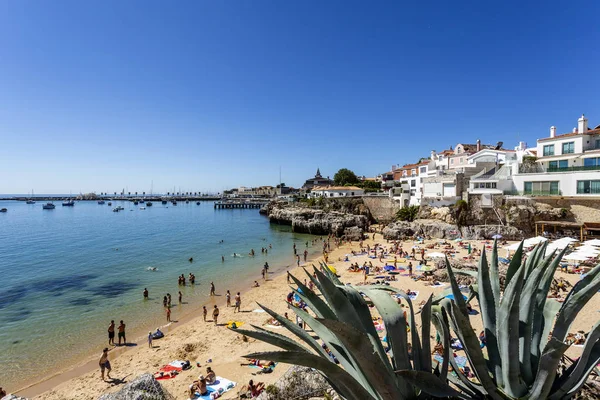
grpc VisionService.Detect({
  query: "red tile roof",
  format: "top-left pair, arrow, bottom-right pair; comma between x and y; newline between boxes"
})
538,128 -> 600,142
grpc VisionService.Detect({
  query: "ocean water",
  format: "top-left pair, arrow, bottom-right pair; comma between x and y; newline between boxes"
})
0,200 -> 319,391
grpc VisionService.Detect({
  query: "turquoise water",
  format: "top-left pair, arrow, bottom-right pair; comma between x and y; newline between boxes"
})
0,200 -> 318,391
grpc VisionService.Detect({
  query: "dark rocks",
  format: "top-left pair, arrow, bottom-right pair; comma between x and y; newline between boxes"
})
256,365 -> 332,400
98,374 -> 173,400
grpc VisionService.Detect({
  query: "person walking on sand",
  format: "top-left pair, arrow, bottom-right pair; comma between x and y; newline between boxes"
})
212,305 -> 219,325
118,320 -> 126,345
148,331 -> 153,348
203,306 -> 207,322
234,292 -> 241,313
210,282 -> 215,296
107,320 -> 115,346
166,306 -> 171,322
99,348 -> 111,381
226,290 -> 231,307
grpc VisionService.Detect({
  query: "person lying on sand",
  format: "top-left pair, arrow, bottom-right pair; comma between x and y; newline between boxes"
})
240,359 -> 275,368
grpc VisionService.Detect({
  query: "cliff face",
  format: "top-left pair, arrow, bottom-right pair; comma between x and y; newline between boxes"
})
382,219 -> 523,240
268,206 -> 369,238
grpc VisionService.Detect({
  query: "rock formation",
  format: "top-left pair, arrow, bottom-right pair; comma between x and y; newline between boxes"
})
98,374 -> 173,400
268,206 -> 369,237
382,219 -> 523,240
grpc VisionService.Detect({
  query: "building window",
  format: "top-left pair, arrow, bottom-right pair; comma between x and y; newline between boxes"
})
583,157 -> 600,167
450,159 -> 454,164
543,145 -> 554,156
562,141 -> 575,154
420,167 -> 427,173
523,181 -> 559,195
411,180 -> 416,187
548,160 -> 569,170
577,180 -> 600,194
595,139 -> 600,149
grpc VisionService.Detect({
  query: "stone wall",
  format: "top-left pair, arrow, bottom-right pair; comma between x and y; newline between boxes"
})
529,198 -> 600,224
361,196 -> 401,223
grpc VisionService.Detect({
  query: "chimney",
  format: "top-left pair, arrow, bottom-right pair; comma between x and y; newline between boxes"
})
430,150 -> 436,160
550,126 -> 556,138
476,139 -> 481,152
578,114 -> 588,134
573,127 -> 578,133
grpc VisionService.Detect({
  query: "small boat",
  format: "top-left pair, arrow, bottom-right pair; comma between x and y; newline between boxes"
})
112,207 -> 120,212
186,200 -> 190,204
98,200 -> 105,205
0,208 -> 7,213
172,201 -> 177,206
107,202 -> 112,206
117,206 -> 125,211
146,202 -> 153,207
26,199 -> 36,204
161,200 -> 167,205
133,201 -> 139,205
196,202 -> 200,205
140,207 -> 146,210
62,200 -> 75,206
43,203 -> 56,210
139,200 -> 145,204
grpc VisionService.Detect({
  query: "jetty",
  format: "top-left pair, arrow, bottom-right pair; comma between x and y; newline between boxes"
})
214,200 -> 268,209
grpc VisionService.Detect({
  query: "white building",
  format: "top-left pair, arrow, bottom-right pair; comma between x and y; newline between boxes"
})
513,115 -> 600,196
309,186 -> 365,198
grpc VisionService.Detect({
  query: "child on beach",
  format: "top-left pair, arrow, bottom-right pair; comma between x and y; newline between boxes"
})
203,306 -> 207,321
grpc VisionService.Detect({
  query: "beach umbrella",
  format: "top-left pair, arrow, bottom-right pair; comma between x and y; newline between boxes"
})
504,242 -> 522,251
454,238 -> 463,242
427,252 -> 446,258
492,234 -> 503,239
524,236 -> 548,247
583,239 -> 600,247
563,253 -> 592,261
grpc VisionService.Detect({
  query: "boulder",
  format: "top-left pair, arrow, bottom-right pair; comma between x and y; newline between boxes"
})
268,207 -> 369,237
256,366 -> 332,400
98,374 -> 172,400
2,395 -> 28,400
383,219 -> 523,240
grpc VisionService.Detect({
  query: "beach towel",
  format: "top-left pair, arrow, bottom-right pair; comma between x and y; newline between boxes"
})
445,294 -> 467,301
265,325 -> 283,329
227,321 -> 244,329
190,377 -> 236,400
408,291 -> 419,301
434,354 -> 468,369
431,282 -> 447,288
252,309 -> 266,313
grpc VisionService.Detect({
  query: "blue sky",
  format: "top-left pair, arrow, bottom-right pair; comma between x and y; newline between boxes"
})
1,1 -> 599,194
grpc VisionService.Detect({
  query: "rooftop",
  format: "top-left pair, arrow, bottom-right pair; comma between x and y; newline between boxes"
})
538,128 -> 600,142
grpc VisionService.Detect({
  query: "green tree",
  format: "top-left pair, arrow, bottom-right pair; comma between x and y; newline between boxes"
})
396,205 -> 419,222
359,180 -> 382,191
333,168 -> 359,186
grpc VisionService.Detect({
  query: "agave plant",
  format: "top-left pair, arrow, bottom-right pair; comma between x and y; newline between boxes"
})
404,241 -> 600,400
231,264 -> 464,400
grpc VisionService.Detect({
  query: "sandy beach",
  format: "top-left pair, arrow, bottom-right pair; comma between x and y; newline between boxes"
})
16,230 -> 599,400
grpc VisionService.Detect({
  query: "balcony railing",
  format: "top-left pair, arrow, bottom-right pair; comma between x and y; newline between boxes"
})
504,190 -> 562,196
547,165 -> 600,173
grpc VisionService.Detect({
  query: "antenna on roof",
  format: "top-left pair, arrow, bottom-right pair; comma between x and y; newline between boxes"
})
495,141 -> 503,150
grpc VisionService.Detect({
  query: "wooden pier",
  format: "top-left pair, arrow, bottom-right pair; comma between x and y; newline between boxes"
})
214,201 -> 267,209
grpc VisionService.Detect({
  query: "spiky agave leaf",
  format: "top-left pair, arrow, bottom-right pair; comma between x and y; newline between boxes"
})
394,370 -> 469,399
548,320 -> 600,399
243,350 -> 377,400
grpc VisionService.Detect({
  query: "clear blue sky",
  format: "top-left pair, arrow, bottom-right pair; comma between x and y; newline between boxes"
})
1,1 -> 599,194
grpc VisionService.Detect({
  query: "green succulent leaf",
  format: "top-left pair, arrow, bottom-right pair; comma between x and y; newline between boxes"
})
395,370 -> 469,399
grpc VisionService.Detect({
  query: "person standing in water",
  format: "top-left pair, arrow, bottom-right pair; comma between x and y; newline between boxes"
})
118,320 -> 126,346
143,288 -> 148,299
210,282 -> 215,296
107,320 -> 115,346
166,307 -> 171,322
178,291 -> 182,303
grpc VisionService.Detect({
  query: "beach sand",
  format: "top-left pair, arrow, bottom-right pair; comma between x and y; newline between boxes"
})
17,231 -> 599,399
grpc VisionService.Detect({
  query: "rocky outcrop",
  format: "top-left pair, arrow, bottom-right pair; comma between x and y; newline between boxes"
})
256,365 -> 332,400
98,374 -> 172,400
1,395 -> 28,400
269,207 -> 369,237
383,219 -> 523,240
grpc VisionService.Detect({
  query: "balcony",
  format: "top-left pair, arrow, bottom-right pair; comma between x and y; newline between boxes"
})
504,190 -> 562,196
547,165 -> 600,173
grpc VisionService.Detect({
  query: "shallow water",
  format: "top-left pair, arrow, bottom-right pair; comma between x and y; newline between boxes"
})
0,200 -> 319,391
